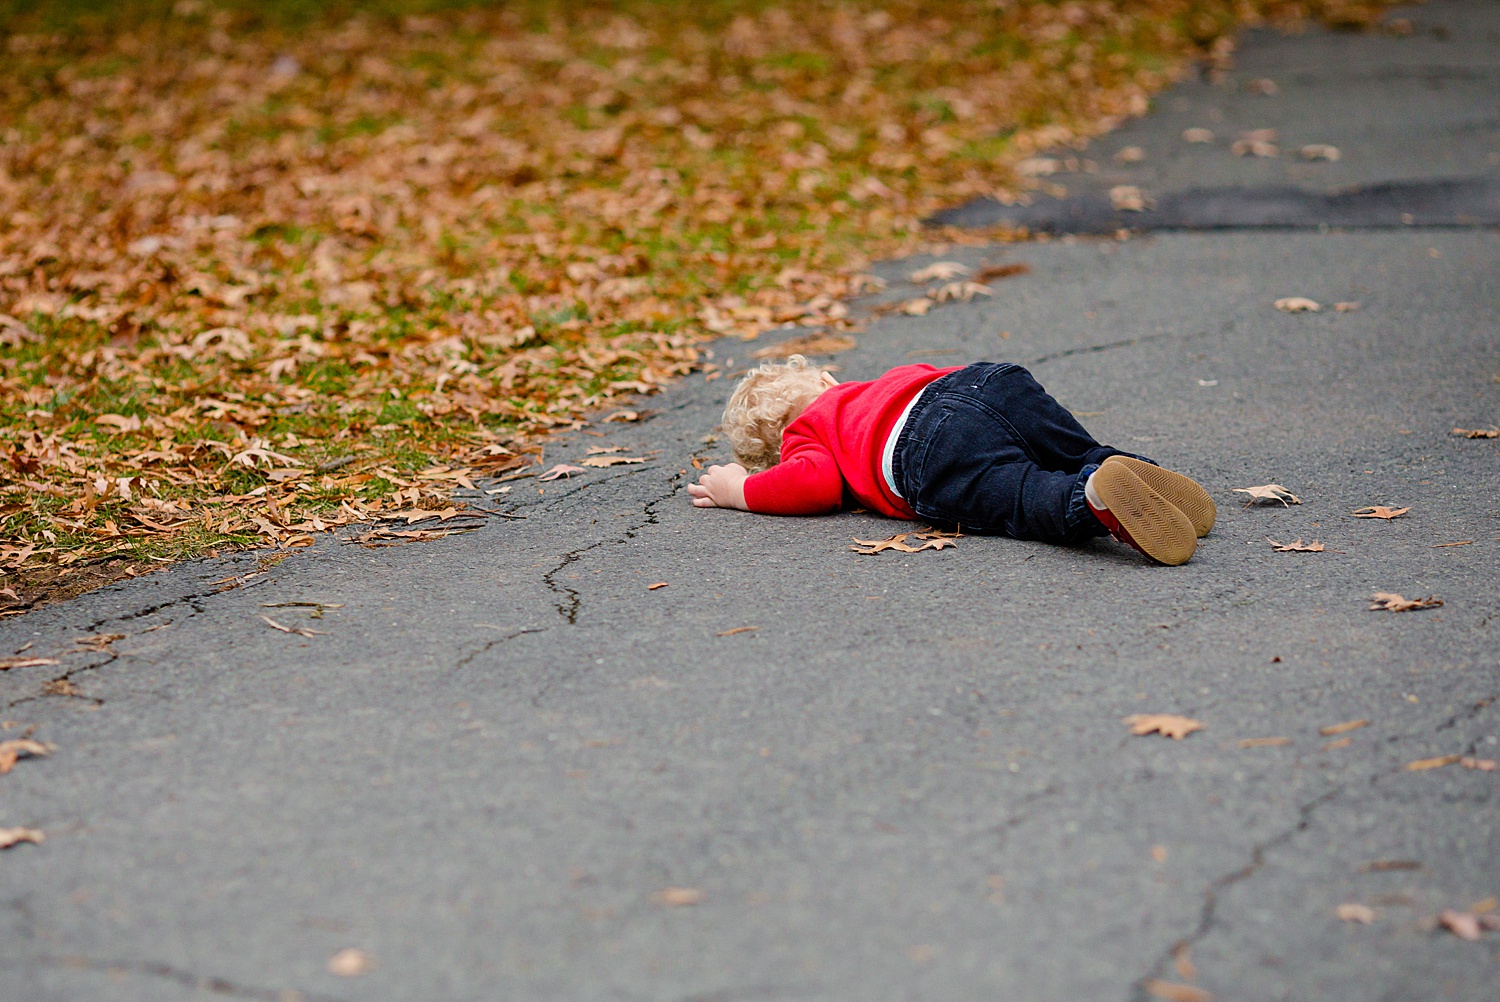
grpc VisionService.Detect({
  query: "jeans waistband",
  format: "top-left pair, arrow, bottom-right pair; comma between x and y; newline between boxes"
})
889,366 -> 967,500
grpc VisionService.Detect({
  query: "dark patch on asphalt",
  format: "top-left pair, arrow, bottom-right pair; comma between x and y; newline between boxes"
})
929,175 -> 1500,233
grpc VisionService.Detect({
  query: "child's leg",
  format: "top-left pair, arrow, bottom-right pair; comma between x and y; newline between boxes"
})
896,389 -> 1105,543
955,363 -> 1137,472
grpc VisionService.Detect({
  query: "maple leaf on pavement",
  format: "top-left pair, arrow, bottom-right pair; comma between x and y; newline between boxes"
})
1233,484 -> 1301,506
1451,427 -> 1499,439
1370,592 -> 1442,612
537,463 -> 587,481
1267,537 -> 1323,552
1124,714 -> 1203,740
1352,506 -> 1410,520
1274,296 -> 1321,313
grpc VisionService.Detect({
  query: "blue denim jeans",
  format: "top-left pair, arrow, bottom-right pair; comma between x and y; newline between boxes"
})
891,363 -> 1150,543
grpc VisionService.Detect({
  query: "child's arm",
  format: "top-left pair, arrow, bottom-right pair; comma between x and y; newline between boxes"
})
688,463 -> 750,510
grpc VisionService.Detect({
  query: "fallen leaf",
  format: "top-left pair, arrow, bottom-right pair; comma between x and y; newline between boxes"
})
1231,138 -> 1278,157
715,626 -> 758,637
1405,754 -> 1461,771
932,280 -> 993,303
1171,943 -> 1195,981
259,615 -> 326,639
327,947 -> 374,976
1143,979 -> 1212,1002
1370,592 -> 1443,612
850,532 -> 959,555
1301,143 -> 1341,161
0,827 -> 44,849
1233,484 -> 1301,506
1432,540 -> 1473,548
1274,296 -> 1321,313
1361,859 -> 1422,872
1460,757 -> 1497,771
1352,506 -> 1410,520
537,464 -> 588,481
1114,145 -> 1146,163
1014,156 -> 1061,176
580,455 -> 646,467
1319,719 -> 1370,736
647,582 -> 668,590
654,887 -> 702,906
1473,898 -> 1499,914
751,333 -> 857,358
975,263 -> 1031,282
1238,736 -> 1292,748
1181,128 -> 1215,143
602,411 -> 641,423
1336,903 -> 1376,924
900,297 -> 934,316
1438,909 -> 1484,941
1109,185 -> 1153,211
0,738 -> 52,774
586,445 -> 627,455
93,413 -> 143,433
74,632 -> 125,652
1125,714 -> 1203,740
1334,301 -> 1361,312
1266,537 -> 1324,552
0,657 -> 59,672
910,261 -> 968,283
1451,427 -> 1500,439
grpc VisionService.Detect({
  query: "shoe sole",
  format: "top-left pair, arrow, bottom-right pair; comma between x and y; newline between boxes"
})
1092,462 -> 1198,566
1106,456 -> 1216,537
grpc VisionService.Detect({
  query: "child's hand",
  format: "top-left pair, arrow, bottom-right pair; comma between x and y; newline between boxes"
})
688,463 -> 750,510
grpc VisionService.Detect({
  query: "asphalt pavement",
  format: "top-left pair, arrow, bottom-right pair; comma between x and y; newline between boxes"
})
2,2 -> 1497,1000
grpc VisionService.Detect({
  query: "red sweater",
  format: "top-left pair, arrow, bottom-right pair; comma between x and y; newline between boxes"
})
742,364 -> 960,518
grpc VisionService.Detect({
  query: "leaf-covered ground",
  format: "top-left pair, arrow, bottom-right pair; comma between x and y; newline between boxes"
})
0,0 -> 1396,611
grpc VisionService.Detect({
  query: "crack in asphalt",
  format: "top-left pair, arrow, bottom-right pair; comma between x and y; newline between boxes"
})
453,626 -> 548,669
30,952 -> 344,1002
1130,787 -> 1341,1002
1025,322 -> 1224,369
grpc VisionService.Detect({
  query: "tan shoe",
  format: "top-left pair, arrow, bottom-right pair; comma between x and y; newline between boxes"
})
1087,458 -> 1198,566
1104,455 -> 1216,537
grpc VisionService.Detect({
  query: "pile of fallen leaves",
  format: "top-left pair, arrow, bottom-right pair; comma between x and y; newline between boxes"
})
0,0 -> 1399,608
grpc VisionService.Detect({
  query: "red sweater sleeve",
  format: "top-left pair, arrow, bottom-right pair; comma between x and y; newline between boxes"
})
741,438 -> 844,515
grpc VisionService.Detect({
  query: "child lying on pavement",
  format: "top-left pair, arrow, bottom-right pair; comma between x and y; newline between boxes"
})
688,354 -> 1215,565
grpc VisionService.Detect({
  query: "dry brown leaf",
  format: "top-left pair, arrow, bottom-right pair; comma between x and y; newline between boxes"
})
1319,719 -> 1370,736
538,464 -> 588,482
1125,714 -> 1203,740
1336,903 -> 1376,924
1370,592 -> 1442,612
1451,427 -> 1500,439
602,411 -> 641,423
0,737 -> 52,774
1274,297 -> 1321,313
654,887 -> 702,906
0,827 -> 44,849
1143,979 -> 1212,1002
1301,143 -> 1341,161
1334,301 -> 1361,312
0,657 -> 58,672
909,262 -> 968,283
715,626 -> 758,637
1405,754 -> 1461,772
1460,757 -> 1497,771
580,455 -> 646,468
1231,139 -> 1278,157
1234,484 -> 1301,506
1181,128 -> 1215,143
1171,943 -> 1196,982
932,281 -> 994,303
1266,537 -> 1323,552
1352,506 -> 1410,520
900,298 -> 934,316
851,532 -> 959,555
647,582 -> 668,591
259,615 -> 325,639
327,948 -> 374,976
976,263 -> 1031,283
1437,909 -> 1484,941
1109,185 -> 1153,211
1237,736 -> 1292,748
75,632 -> 124,652
752,333 -> 856,359
1115,145 -> 1147,163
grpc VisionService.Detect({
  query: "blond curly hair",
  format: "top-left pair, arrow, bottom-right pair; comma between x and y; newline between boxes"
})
721,354 -> 831,471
